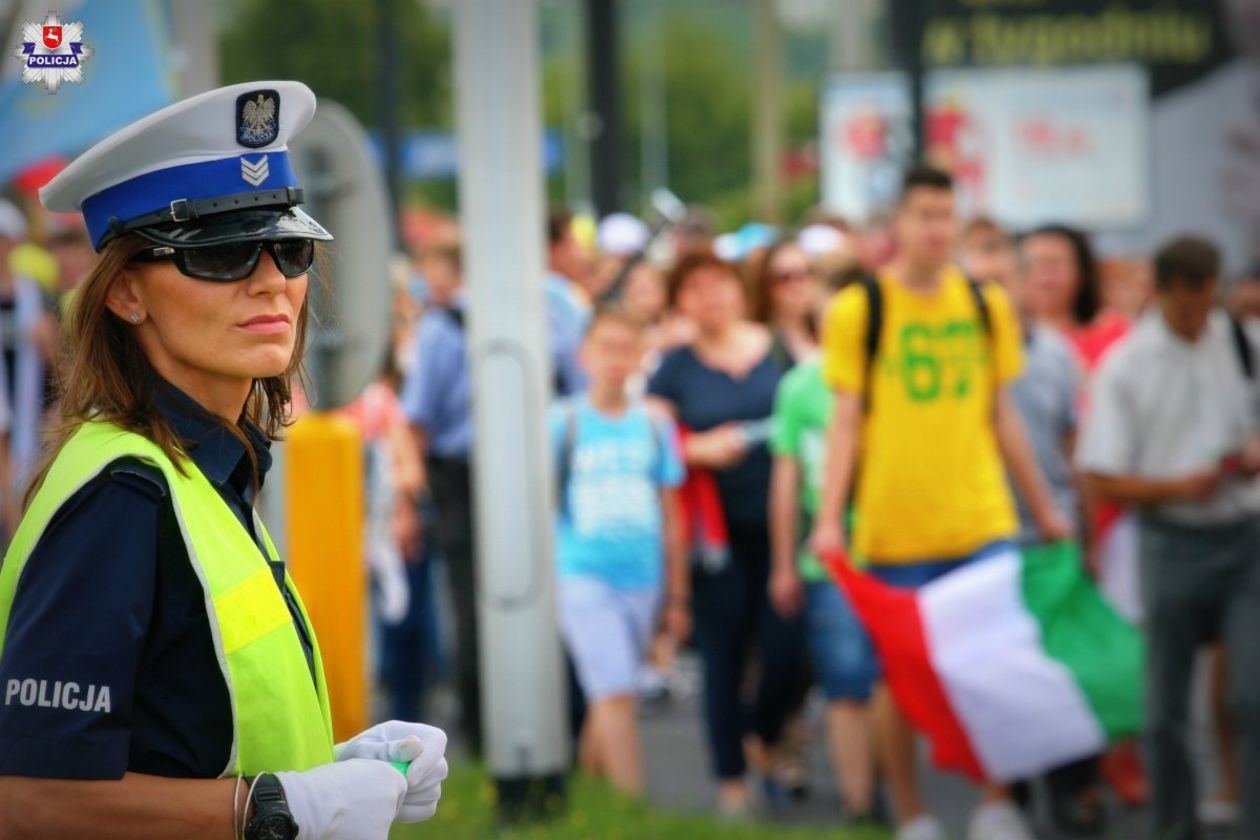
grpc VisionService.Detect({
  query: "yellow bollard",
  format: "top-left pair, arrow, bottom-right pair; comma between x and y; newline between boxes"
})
284,412 -> 367,743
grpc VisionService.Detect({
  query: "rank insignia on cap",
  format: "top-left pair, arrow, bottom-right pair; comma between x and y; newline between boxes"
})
240,154 -> 270,186
236,89 -> 279,148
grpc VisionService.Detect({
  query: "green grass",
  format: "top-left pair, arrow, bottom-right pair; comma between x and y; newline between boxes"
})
392,763 -> 890,839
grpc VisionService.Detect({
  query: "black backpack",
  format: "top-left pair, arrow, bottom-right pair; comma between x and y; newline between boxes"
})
1230,316 -> 1255,379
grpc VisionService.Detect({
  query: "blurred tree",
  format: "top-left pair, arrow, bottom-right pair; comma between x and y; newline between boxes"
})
613,4 -> 823,229
641,15 -> 752,218
541,6 -> 755,220
782,78 -> 822,220
219,0 -> 450,130
220,0 -> 826,225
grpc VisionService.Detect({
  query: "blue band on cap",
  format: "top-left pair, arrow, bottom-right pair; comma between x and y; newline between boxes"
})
81,151 -> 298,249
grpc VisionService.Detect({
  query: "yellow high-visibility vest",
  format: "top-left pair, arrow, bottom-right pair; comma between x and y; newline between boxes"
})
0,420 -> 335,776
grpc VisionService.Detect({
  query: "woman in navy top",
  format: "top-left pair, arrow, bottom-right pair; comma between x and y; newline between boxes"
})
648,250 -> 807,816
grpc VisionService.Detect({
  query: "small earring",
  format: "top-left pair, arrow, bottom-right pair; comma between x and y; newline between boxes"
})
129,313 -> 142,324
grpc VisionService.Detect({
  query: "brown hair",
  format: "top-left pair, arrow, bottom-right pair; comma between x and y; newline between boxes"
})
748,239 -> 813,325
960,216 -> 1010,247
418,239 -> 462,275
584,303 -> 647,339
665,249 -> 742,307
1021,224 -> 1102,325
25,233 -> 313,507
899,163 -> 954,203
547,209 -> 572,248
1154,235 -> 1221,291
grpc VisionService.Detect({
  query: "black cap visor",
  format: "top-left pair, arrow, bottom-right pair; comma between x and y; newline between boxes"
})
135,206 -> 332,249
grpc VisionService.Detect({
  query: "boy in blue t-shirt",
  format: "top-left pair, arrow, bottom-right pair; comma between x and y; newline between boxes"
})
550,306 -> 687,796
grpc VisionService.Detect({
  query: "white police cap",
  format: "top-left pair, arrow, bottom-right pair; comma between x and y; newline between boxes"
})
41,80 -> 332,252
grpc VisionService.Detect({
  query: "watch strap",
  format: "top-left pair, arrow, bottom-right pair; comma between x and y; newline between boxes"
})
244,773 -> 298,840
252,774 -> 286,805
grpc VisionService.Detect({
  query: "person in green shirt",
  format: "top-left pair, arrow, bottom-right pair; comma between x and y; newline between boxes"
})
769,357 -> 879,824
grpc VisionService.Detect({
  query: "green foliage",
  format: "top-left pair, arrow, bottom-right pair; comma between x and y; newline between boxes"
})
542,11 -> 758,216
706,185 -> 755,234
219,0 -> 450,131
702,100 -> 822,232
392,762 -> 890,840
557,3 -> 825,225
652,14 -> 754,214
219,0 -> 826,223
785,79 -> 821,149
784,174 -> 823,227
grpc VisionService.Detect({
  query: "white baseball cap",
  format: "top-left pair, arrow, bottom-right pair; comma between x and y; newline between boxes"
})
596,212 -> 650,257
798,224 -> 848,257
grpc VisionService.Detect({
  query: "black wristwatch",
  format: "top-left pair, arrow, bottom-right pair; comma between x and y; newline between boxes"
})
244,774 -> 299,840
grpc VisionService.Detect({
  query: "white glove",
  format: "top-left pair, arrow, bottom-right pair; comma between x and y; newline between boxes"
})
367,537 -> 411,625
274,759 -> 406,840
334,720 -> 449,822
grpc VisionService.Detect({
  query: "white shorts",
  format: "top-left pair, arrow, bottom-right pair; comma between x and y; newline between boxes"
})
558,576 -> 660,702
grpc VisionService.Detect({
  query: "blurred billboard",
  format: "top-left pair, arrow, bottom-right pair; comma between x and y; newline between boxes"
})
821,65 -> 1149,229
822,0 -> 1255,271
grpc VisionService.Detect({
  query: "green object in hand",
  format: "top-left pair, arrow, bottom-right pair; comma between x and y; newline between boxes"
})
389,760 -> 410,775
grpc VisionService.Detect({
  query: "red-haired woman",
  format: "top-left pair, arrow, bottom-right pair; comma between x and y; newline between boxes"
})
648,250 -> 807,816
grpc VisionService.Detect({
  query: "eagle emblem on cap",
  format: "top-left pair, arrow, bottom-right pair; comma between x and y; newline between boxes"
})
236,89 -> 280,148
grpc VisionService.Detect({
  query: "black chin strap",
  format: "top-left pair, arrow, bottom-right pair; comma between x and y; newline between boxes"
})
105,187 -> 305,239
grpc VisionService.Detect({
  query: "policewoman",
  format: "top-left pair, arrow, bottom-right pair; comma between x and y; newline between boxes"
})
0,82 -> 447,839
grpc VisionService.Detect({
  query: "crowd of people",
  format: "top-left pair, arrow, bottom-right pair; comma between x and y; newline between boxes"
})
0,157 -> 1258,840
0,200 -> 91,531
380,164 -> 1260,840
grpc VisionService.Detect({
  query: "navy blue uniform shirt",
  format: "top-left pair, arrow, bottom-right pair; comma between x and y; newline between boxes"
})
0,383 -> 315,780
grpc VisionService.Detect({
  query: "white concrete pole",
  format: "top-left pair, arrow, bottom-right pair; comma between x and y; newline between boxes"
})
453,0 -> 569,819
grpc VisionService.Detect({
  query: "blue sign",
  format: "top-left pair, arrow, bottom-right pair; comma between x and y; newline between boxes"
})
0,0 -> 172,184
370,131 -> 565,180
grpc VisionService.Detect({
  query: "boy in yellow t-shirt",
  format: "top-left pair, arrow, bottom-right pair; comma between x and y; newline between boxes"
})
823,260 -> 1023,562
811,166 -> 1070,840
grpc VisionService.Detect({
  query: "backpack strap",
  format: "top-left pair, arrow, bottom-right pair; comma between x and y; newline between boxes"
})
556,399 -> 578,518
769,332 -> 796,373
860,274 -> 883,411
965,276 -> 992,337
443,305 -> 465,331
964,275 -> 999,391
648,410 -> 665,484
1230,315 -> 1255,380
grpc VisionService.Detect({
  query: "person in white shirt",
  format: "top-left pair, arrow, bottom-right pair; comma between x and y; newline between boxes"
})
1078,235 -> 1260,840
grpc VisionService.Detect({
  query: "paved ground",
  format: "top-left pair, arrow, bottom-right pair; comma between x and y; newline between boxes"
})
635,652 -> 1235,840
416,655 -> 1234,839
407,558 -> 1237,838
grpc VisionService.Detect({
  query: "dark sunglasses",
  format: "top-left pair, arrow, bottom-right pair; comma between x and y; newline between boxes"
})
772,267 -> 816,284
130,238 -> 315,282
